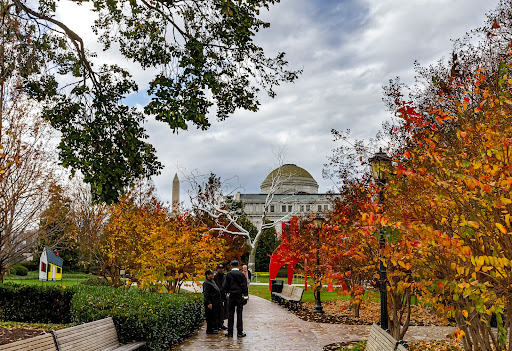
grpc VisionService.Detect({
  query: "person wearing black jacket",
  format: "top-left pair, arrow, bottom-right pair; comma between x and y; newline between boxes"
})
222,260 -> 248,337
213,263 -> 228,330
203,269 -> 222,334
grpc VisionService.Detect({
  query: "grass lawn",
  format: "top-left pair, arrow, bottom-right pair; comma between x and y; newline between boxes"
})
4,271 -> 93,286
251,273 -> 304,284
248,284 -> 380,303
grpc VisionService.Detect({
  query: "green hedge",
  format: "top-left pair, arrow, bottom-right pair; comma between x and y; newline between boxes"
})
79,276 -> 110,287
0,283 -> 73,323
9,265 -> 29,276
0,283 -> 204,351
71,286 -> 204,351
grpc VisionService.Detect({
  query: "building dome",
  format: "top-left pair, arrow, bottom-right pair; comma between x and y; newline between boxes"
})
260,164 -> 319,194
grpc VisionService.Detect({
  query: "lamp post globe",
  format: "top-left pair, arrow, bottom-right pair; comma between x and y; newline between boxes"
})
313,214 -> 324,229
370,148 -> 392,184
370,148 -> 390,331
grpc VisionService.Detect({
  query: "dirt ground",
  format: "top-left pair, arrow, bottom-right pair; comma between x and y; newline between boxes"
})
292,299 -> 453,326
0,327 -> 45,345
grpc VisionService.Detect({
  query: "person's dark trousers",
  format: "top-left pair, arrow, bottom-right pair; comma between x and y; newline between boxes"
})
215,301 -> 224,329
222,299 -> 228,320
205,304 -> 217,333
227,294 -> 243,335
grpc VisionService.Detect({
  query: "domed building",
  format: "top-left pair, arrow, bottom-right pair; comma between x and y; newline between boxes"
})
260,164 -> 319,194
235,164 -> 330,229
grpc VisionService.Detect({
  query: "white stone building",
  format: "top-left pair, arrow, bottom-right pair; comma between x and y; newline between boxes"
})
235,164 -> 331,230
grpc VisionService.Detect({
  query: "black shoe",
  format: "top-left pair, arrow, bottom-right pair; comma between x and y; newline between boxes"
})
237,333 -> 246,337
220,325 -> 228,330
225,333 -> 233,337
206,330 -> 218,335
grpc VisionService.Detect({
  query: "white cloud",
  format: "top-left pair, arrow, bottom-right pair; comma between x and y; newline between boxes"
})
54,0 -> 500,206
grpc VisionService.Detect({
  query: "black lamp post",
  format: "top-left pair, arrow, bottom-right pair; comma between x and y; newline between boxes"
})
312,214 -> 325,313
370,148 -> 391,330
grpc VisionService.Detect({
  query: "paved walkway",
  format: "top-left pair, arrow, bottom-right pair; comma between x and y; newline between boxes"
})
174,283 -> 456,351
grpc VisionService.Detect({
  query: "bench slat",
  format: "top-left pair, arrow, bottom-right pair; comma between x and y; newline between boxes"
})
366,324 -> 407,351
54,317 -> 144,351
0,333 -> 56,351
56,323 -> 118,341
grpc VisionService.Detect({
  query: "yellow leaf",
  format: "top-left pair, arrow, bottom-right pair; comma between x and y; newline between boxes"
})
496,223 -> 507,234
462,310 -> 468,318
501,197 -> 512,205
467,221 -> 479,229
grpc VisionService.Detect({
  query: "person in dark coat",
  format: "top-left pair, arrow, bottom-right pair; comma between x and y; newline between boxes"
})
222,260 -> 248,337
213,263 -> 228,330
203,269 -> 222,334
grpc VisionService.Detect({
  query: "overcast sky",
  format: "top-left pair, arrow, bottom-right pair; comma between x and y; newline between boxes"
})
61,0 -> 500,206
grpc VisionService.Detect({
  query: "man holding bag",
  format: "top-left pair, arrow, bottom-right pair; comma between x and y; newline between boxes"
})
223,260 -> 248,337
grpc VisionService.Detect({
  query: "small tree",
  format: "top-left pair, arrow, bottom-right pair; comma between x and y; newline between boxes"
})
37,183 -> 80,271
188,156 -> 299,272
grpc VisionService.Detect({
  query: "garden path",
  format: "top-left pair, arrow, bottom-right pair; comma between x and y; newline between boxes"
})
174,283 -> 456,351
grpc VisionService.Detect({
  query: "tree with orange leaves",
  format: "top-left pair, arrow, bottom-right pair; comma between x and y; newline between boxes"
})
377,3 -> 512,348
101,181 -> 224,292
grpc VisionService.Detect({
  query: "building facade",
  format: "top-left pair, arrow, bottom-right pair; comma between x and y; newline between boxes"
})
236,164 -> 331,230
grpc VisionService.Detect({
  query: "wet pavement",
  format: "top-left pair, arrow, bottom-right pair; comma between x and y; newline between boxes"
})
174,283 -> 456,351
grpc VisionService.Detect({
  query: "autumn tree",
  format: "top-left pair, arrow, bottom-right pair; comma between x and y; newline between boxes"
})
0,80 -> 57,281
138,212 -> 224,293
101,180 -> 224,291
372,3 -> 512,349
66,177 -> 109,274
37,183 -> 81,271
2,0 -> 300,203
324,128 -> 429,339
323,181 -> 380,318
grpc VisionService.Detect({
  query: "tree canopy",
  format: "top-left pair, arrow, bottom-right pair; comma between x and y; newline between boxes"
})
2,0 -> 300,203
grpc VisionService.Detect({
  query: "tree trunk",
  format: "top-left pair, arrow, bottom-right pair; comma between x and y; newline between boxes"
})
248,244 -> 256,273
353,302 -> 360,318
350,289 -> 361,318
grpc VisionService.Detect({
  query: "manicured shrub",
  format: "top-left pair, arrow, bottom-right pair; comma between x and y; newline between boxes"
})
11,265 -> 29,276
20,260 -> 39,271
0,283 -> 204,350
0,283 -> 73,323
79,277 -> 111,287
71,286 -> 204,351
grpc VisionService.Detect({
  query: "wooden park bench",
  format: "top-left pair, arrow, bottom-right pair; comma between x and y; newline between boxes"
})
272,284 -> 305,310
0,317 -> 145,351
272,283 -> 293,303
53,317 -> 145,351
0,333 -> 57,351
366,323 -> 408,351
